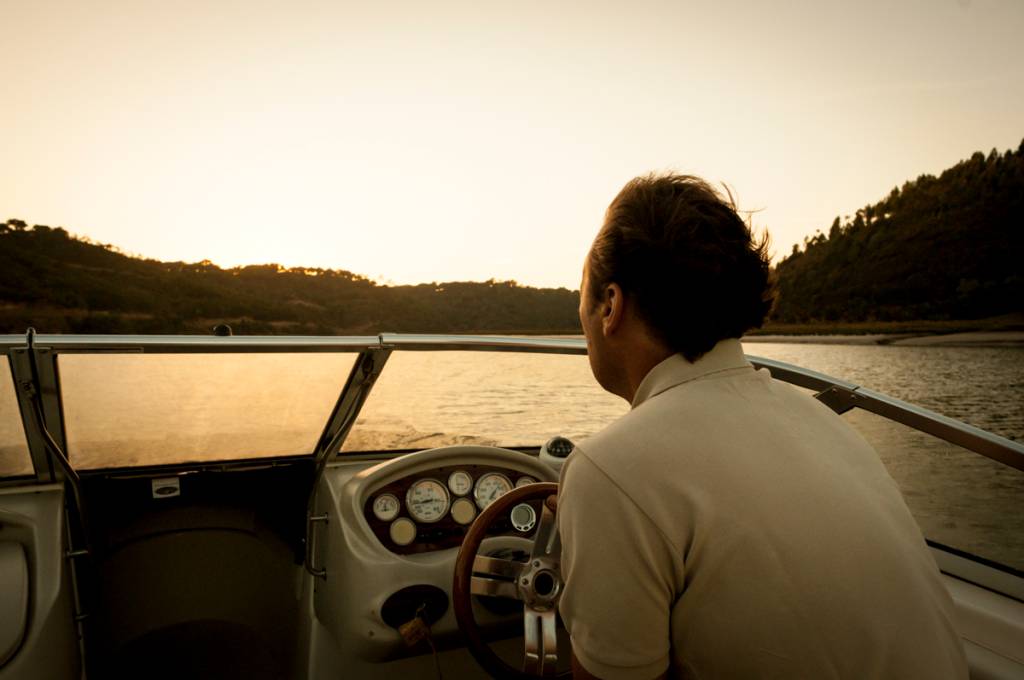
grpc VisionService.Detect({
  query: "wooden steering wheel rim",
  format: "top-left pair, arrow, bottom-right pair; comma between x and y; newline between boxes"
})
453,481 -> 569,679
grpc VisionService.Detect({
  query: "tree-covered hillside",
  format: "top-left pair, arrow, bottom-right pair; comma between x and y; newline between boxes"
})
0,224 -> 581,334
771,141 -> 1024,323
3,140 -> 1021,335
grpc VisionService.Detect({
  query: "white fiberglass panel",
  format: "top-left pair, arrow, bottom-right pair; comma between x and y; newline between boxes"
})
60,353 -> 354,469
341,351 -> 627,452
0,361 -> 32,477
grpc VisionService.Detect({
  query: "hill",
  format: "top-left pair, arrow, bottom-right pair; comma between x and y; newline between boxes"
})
771,140 -> 1024,323
0,224 -> 581,335
3,141 -> 1022,335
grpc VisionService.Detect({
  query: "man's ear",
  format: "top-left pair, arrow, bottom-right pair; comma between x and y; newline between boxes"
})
601,282 -> 625,336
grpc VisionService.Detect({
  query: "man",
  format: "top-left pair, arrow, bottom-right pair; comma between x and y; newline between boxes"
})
556,174 -> 968,679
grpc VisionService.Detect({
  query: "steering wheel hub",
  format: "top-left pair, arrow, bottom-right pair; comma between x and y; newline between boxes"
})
520,560 -> 561,609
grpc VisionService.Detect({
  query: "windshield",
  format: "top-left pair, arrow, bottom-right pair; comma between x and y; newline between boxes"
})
342,350 -> 627,452
59,352 -> 355,469
0,361 -> 32,477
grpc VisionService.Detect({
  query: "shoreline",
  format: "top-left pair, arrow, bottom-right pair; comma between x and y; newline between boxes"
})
742,330 -> 1024,347
514,330 -> 1024,347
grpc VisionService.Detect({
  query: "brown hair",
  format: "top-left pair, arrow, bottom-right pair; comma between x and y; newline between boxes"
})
588,173 -> 774,362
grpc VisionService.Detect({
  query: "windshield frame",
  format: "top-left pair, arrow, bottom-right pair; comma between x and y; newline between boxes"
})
2,331 -> 1022,484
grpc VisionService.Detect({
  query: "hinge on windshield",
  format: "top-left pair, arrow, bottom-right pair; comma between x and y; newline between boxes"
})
814,385 -> 859,415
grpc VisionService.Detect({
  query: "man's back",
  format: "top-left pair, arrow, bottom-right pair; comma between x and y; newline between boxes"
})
558,340 -> 968,678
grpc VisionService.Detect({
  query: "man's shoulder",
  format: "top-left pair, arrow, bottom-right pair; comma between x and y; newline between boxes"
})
577,372 -> 731,463
575,406 -> 657,468
565,403 -> 693,507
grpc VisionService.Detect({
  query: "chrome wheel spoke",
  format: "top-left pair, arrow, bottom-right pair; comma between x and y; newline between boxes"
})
529,502 -> 560,562
469,554 -> 525,600
523,607 -> 558,676
473,554 -> 525,580
470,575 -> 521,599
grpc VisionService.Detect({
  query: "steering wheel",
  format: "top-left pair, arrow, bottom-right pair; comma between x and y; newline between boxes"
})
453,482 -> 571,679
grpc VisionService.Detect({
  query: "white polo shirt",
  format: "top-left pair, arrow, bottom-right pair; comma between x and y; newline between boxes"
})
557,339 -> 967,679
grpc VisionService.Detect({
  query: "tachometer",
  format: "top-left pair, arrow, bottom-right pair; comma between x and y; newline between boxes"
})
405,479 -> 450,523
372,493 -> 401,521
474,472 -> 512,510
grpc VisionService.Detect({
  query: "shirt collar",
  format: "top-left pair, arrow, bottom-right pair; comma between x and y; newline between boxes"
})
631,338 -> 752,408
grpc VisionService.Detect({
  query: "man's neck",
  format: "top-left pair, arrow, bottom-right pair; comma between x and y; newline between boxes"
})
606,331 -> 674,403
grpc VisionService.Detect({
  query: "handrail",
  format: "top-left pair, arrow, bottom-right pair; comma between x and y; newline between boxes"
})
3,333 -> 588,354
746,355 -> 859,392
847,387 -> 1024,473
12,333 -> 381,353
746,355 -> 1024,473
379,333 -> 587,355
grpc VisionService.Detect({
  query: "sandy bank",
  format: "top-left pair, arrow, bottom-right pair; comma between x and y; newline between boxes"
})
743,331 -> 1024,347
743,334 -> 893,345
886,331 -> 1024,347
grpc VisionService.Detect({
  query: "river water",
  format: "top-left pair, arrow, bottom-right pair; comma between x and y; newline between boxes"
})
1,340 -> 1022,570
745,343 -> 1024,573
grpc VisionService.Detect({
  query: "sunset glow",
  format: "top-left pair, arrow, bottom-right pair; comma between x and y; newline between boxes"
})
2,0 -> 1022,288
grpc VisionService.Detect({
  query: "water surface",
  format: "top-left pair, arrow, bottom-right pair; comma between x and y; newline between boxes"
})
1,341 -> 1020,570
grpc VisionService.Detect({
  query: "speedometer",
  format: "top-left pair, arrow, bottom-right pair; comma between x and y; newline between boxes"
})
405,479 -> 450,523
474,472 -> 512,510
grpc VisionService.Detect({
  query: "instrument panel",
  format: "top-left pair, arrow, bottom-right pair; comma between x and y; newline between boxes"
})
363,463 -> 542,555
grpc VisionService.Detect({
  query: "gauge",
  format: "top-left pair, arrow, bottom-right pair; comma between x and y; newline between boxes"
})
511,503 -> 537,532
389,518 -> 417,546
515,476 -> 537,489
448,470 -> 473,496
450,498 -> 477,525
474,472 -> 512,510
372,493 -> 401,521
405,479 -> 450,523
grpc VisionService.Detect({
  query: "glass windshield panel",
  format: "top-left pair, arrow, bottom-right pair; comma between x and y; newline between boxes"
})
844,407 -> 1023,572
61,353 -> 355,469
342,351 -> 627,452
0,360 -> 33,477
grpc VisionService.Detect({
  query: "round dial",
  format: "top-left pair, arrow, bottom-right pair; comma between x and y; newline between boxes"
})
450,497 -> 477,525
474,472 -> 513,510
372,493 -> 401,521
389,518 -> 417,546
448,470 -> 473,496
511,503 -> 537,532
515,476 -> 537,489
405,479 -> 450,523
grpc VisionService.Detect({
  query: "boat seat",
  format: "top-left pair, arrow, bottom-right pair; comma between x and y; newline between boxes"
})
0,541 -> 29,667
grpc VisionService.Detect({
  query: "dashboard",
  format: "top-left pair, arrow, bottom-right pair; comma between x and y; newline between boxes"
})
314,443 -> 568,661
363,463 -> 543,554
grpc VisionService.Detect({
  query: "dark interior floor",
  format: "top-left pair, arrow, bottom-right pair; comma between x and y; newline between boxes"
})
77,460 -> 314,680
108,620 -> 283,680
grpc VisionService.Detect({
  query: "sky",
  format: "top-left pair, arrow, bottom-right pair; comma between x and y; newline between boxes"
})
2,0 -> 1022,290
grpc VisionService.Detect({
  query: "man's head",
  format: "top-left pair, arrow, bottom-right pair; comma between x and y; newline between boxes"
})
580,173 -> 773,397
